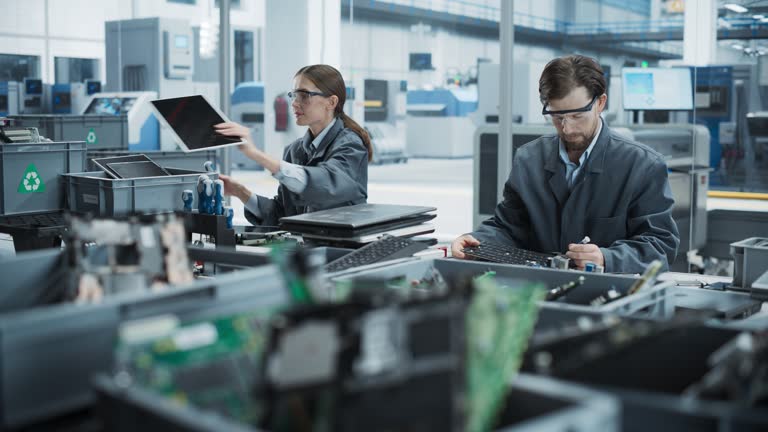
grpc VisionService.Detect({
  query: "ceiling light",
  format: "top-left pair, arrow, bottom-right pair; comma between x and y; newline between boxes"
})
753,14 -> 765,19
724,3 -> 749,13
732,43 -> 745,50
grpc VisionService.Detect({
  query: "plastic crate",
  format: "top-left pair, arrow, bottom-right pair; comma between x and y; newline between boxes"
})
730,237 -> 768,291
63,168 -> 219,217
0,141 -> 86,215
600,284 -> 762,320
87,150 -> 219,172
11,114 -> 129,150
93,372 -> 619,432
330,258 -> 657,310
752,270 -> 768,299
524,324 -> 768,431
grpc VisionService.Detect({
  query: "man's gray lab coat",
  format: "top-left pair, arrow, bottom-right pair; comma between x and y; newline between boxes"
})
471,123 -> 680,273
245,118 -> 368,226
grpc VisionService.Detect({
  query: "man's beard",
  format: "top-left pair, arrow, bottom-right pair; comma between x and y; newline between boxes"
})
560,132 -> 593,152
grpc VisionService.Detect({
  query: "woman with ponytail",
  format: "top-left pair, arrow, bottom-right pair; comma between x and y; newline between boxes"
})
215,64 -> 371,226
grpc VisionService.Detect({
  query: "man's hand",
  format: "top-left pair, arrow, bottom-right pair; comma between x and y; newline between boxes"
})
566,243 -> 605,269
451,234 -> 480,259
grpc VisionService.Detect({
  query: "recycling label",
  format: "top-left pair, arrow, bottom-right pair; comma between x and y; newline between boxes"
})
86,128 -> 98,145
17,163 -> 46,194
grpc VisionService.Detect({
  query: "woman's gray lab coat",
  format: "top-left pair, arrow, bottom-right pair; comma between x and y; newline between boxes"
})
244,118 -> 368,226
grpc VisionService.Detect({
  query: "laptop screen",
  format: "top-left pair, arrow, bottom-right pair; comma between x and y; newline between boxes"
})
279,203 -> 437,229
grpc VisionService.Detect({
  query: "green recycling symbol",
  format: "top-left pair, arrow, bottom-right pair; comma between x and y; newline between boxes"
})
17,163 -> 46,194
86,128 -> 98,145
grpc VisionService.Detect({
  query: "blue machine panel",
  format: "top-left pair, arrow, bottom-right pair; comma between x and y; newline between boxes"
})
51,83 -> 72,114
231,82 -> 264,105
406,88 -> 478,117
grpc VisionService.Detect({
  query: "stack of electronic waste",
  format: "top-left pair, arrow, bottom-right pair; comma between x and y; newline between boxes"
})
0,213 -> 291,430
95,253 -> 607,432
278,203 -> 437,247
0,117 -> 43,143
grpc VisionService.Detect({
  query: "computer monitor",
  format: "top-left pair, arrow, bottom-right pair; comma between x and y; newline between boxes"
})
409,53 -> 433,71
86,80 -> 102,95
622,67 -> 693,110
24,78 -> 43,95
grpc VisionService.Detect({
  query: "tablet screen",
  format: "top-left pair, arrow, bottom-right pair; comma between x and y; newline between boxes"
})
151,95 -> 243,151
106,161 -> 169,179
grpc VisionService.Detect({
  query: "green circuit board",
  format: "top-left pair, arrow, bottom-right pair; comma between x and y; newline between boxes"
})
466,274 -> 545,432
116,310 -> 275,424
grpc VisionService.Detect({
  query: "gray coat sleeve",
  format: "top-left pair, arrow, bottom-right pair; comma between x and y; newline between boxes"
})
470,169 -> 529,247
600,160 -> 680,273
289,134 -> 368,207
244,191 -> 285,227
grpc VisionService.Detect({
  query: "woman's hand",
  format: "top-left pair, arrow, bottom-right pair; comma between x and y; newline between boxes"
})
214,122 -> 280,174
214,122 -> 258,156
218,174 -> 252,203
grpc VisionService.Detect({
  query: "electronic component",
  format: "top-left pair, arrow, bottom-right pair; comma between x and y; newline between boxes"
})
67,214 -> 193,302
257,275 -> 469,431
683,331 -> 768,405
114,310 -> 274,424
181,189 -> 193,211
224,206 -> 234,229
551,255 -> 570,270
589,287 -> 623,306
627,259 -> 663,295
213,179 -> 224,215
196,175 -> 214,214
466,276 -> 545,431
545,276 -> 586,301
584,262 -> 604,273
324,235 -> 429,273
461,241 -> 556,267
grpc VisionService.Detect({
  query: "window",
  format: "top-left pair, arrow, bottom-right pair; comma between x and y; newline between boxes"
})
234,30 -> 254,86
54,57 -> 99,84
0,54 -> 40,82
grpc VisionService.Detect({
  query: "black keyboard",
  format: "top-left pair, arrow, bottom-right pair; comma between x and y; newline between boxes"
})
461,242 -> 555,267
324,235 -> 429,273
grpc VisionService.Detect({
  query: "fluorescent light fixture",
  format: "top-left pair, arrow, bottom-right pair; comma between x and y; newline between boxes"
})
753,14 -> 765,19
761,17 -> 768,22
732,43 -> 745,50
724,3 -> 748,13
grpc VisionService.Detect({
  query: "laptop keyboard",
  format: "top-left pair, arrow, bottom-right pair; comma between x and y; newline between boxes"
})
324,235 -> 429,273
461,242 -> 555,267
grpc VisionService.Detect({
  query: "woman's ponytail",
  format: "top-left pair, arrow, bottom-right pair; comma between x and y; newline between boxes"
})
339,111 -> 373,162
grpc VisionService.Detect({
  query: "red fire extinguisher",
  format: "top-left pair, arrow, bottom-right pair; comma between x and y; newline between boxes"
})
274,93 -> 288,131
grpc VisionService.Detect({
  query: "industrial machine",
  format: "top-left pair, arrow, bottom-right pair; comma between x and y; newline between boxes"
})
230,82 -> 265,170
470,61 -> 548,127
691,66 -> 733,171
0,81 -> 19,116
106,18 -> 195,150
472,124 -> 556,229
20,78 -> 45,114
51,79 -> 102,114
81,91 -> 159,150
406,87 -> 477,157
363,79 -> 408,164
